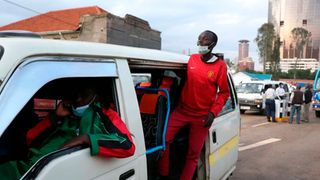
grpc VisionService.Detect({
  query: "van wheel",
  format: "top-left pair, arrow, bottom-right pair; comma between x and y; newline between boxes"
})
315,111 -> 320,118
240,110 -> 245,114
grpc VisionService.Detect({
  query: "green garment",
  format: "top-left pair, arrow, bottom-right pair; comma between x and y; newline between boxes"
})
0,103 -> 125,180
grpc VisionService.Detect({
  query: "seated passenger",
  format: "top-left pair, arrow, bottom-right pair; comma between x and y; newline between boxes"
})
0,86 -> 135,180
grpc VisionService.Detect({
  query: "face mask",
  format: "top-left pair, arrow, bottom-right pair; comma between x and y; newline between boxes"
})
197,42 -> 214,55
72,104 -> 90,117
198,45 -> 211,55
72,95 -> 96,117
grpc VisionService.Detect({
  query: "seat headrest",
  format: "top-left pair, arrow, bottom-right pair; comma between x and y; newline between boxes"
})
139,93 -> 161,114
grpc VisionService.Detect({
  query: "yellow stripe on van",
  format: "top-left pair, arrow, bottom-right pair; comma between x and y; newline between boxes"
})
209,135 -> 239,166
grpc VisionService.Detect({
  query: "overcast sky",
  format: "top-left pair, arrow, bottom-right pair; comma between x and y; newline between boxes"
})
0,0 -> 268,70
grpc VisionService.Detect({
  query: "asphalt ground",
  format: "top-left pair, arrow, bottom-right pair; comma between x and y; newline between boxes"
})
231,109 -> 320,180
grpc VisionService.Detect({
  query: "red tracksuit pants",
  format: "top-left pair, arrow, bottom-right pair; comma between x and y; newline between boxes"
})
158,107 -> 210,180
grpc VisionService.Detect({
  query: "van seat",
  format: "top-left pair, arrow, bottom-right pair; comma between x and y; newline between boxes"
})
139,93 -> 167,150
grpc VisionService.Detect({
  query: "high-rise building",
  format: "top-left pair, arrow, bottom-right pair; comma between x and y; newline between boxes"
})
237,40 -> 254,71
269,0 -> 320,62
238,40 -> 249,61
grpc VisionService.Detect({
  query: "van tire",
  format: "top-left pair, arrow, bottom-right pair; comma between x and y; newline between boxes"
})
240,110 -> 245,114
315,111 -> 320,118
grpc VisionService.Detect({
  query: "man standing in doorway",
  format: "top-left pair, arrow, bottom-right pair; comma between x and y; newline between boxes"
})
158,30 -> 230,180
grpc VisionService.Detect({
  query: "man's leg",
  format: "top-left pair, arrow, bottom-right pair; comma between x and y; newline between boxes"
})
265,100 -> 271,122
180,118 -> 209,180
304,103 -> 310,122
271,100 -> 276,122
158,109 -> 189,176
290,106 -> 296,124
296,106 -> 301,124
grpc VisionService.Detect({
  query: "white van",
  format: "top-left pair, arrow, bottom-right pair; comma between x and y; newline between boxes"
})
0,37 -> 240,180
237,80 -> 290,114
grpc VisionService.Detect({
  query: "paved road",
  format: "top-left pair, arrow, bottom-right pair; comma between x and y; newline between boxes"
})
231,110 -> 320,180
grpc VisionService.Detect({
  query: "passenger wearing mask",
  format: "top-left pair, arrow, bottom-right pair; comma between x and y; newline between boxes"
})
0,86 -> 135,180
158,30 -> 229,180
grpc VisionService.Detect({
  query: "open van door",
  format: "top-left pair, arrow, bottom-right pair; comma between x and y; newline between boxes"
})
205,73 -> 240,179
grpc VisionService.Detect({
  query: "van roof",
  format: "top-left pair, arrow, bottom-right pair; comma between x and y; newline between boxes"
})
0,38 -> 189,80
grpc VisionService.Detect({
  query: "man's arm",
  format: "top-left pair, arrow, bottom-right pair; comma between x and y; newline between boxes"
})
87,108 -> 135,158
210,62 -> 230,117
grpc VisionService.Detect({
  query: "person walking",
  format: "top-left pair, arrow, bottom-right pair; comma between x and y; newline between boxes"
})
264,85 -> 277,122
157,30 -> 230,180
289,85 -> 304,124
303,84 -> 313,122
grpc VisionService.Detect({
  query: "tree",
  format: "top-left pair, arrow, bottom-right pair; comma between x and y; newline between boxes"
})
272,35 -> 281,73
255,23 -> 276,73
291,27 -> 312,79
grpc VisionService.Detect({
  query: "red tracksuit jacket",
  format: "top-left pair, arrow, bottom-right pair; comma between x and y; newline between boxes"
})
180,54 -> 230,116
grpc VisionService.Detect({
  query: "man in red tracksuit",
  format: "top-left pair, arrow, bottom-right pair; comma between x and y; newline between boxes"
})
158,30 -> 230,180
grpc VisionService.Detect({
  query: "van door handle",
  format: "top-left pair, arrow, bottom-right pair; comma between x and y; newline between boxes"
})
212,130 -> 217,144
119,169 -> 135,180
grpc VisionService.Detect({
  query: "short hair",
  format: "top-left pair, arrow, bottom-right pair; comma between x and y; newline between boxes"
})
203,30 -> 218,47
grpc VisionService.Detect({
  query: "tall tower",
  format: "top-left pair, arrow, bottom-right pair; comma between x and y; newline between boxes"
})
238,40 -> 249,61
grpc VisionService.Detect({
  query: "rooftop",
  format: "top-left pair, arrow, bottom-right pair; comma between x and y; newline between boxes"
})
0,6 -> 107,32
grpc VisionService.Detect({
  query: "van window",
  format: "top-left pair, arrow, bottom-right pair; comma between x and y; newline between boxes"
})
237,83 -> 263,93
0,77 -> 118,171
218,76 -> 236,116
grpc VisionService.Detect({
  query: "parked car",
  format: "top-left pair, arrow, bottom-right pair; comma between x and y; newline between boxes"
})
237,80 -> 290,114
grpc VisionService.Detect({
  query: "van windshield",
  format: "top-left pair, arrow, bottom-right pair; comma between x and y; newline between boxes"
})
237,83 -> 263,93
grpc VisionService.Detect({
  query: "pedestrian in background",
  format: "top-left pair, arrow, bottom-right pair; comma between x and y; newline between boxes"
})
264,85 -> 276,122
289,85 -> 304,124
276,83 -> 286,99
303,84 -> 313,122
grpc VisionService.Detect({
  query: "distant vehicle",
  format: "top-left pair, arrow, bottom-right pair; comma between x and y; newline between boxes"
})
312,69 -> 320,117
237,80 -> 290,114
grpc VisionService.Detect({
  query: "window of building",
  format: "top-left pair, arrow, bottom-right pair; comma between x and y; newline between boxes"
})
303,19 -> 307,25
280,21 -> 284,26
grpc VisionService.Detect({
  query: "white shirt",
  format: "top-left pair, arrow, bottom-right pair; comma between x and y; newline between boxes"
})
264,88 -> 276,99
276,87 -> 285,96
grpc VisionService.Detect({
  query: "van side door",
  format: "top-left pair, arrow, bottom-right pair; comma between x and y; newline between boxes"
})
206,73 -> 240,179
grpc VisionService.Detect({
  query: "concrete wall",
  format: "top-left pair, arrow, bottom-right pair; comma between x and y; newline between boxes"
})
78,14 -> 107,43
40,13 -> 161,50
106,14 -> 161,50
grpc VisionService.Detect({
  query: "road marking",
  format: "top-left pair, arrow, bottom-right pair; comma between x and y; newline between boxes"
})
239,138 -> 281,152
251,122 -> 270,128
238,143 -> 245,146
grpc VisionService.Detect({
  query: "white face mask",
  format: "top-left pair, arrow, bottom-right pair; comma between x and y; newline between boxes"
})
198,45 -> 211,55
72,95 -> 96,117
197,42 -> 214,55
